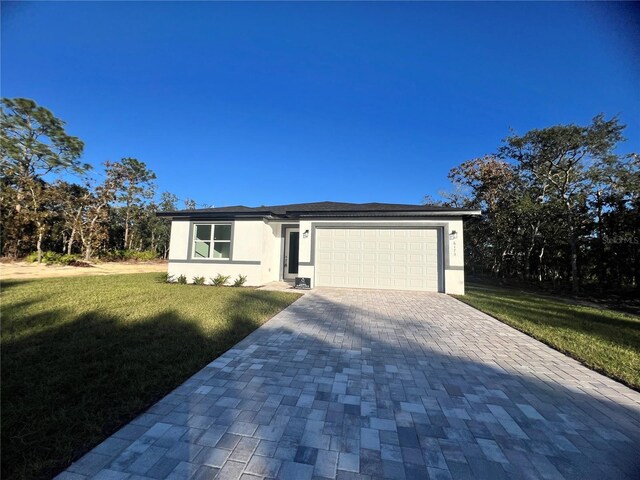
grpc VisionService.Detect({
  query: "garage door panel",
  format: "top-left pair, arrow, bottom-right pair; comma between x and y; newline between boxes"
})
363,253 -> 376,262
409,266 -> 426,275
375,243 -> 389,252
409,242 -> 424,251
393,253 -> 408,262
315,228 -> 441,292
362,264 -> 375,274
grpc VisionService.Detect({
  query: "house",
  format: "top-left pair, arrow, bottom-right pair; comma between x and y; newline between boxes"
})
157,202 -> 480,294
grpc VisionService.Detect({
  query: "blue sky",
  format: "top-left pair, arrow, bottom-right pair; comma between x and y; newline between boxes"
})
2,2 -> 639,208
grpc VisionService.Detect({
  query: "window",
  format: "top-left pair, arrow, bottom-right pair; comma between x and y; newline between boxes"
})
193,224 -> 231,259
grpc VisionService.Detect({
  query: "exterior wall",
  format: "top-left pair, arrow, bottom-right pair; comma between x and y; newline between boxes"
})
166,216 -> 467,293
444,218 -> 465,295
260,222 -> 284,284
166,219 -> 265,286
167,262 -> 264,286
297,218 -> 466,295
168,220 -> 190,260
232,221 -> 263,261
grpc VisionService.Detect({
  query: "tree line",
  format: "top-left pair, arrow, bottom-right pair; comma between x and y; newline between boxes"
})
3,98 -> 637,293
437,114 -> 639,294
1,98 -> 201,262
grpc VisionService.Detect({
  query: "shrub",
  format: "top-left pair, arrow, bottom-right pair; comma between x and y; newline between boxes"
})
128,250 -> 158,261
99,250 -> 124,262
159,272 -> 174,283
211,274 -> 230,287
100,250 -> 158,262
42,251 -> 62,264
176,274 -> 187,284
24,251 -> 83,265
25,252 -> 39,263
232,274 -> 247,287
193,276 -> 206,285
58,254 -> 83,266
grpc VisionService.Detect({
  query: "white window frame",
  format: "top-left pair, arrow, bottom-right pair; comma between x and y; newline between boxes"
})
192,223 -> 232,260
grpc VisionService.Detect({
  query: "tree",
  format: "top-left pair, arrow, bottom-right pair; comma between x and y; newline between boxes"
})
160,192 -> 178,212
588,153 -> 640,290
0,178 -> 37,256
78,176 -> 118,260
499,115 -> 625,293
183,198 -> 197,210
0,98 -> 88,261
448,156 -> 521,276
49,181 -> 90,254
104,158 -> 156,249
442,115 -> 637,294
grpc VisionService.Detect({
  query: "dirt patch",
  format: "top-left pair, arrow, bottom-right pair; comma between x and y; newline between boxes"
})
0,261 -> 167,280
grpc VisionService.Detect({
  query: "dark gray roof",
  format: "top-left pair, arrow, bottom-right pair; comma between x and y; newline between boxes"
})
158,201 -> 480,218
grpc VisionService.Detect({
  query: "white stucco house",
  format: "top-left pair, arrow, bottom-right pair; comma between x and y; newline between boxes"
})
158,202 -> 480,294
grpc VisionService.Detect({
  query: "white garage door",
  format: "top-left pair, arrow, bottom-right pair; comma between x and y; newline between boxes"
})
314,228 -> 441,291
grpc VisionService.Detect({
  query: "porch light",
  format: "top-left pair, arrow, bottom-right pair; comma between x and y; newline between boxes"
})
449,230 -> 458,240
303,229 -> 310,238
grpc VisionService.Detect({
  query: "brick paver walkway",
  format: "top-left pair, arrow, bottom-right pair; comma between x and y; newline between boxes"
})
59,289 -> 640,480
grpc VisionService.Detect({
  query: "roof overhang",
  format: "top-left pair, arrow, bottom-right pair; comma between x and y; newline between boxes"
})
290,210 -> 482,218
156,209 -> 482,220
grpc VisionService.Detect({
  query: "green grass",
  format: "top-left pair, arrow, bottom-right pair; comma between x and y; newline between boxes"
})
455,282 -> 640,391
1,273 -> 300,480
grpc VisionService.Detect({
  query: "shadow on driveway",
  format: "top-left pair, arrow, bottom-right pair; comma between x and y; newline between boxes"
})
58,288 -> 640,479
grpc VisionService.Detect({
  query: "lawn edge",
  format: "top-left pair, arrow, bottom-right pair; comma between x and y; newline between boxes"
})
450,294 -> 640,393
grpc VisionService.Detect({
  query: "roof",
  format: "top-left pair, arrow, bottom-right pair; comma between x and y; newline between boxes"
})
157,201 -> 481,219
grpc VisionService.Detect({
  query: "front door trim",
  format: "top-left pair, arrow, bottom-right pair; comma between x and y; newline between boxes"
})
282,225 -> 300,280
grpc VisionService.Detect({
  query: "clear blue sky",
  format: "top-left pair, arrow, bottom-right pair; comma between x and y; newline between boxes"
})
2,2 -> 639,208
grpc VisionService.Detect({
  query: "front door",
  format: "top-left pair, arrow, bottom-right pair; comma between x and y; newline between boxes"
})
284,228 -> 300,280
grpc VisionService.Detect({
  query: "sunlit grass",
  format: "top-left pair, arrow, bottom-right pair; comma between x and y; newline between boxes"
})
1,273 -> 300,480
455,282 -> 640,391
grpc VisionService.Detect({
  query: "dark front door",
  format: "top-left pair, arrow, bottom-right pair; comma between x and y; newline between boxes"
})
287,230 -> 299,276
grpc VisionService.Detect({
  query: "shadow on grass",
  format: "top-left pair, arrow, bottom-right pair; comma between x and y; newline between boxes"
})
464,285 -> 640,336
1,290 -> 296,480
0,279 -> 35,291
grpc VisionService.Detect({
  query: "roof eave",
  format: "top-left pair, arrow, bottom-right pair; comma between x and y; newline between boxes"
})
292,210 -> 482,218
156,211 -> 272,219
157,209 -> 482,219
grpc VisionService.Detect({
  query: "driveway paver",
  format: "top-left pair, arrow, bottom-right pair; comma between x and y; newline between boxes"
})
59,288 -> 640,479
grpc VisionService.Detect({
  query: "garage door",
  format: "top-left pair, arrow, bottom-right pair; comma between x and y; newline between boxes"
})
314,228 -> 441,291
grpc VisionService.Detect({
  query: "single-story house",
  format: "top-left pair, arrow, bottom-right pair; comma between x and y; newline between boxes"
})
157,202 -> 480,294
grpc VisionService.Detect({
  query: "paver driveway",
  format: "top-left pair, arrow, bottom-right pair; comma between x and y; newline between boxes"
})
60,288 -> 640,480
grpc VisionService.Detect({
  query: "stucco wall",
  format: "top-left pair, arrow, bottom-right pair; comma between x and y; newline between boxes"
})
166,219 -> 265,286
260,222 -> 284,284
168,220 -> 190,260
167,262 -> 263,286
232,221 -> 264,261
166,216 -> 467,293
444,218 -> 465,295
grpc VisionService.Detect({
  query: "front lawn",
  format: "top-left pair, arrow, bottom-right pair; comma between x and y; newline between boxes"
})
1,273 -> 300,480
456,282 -> 640,390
